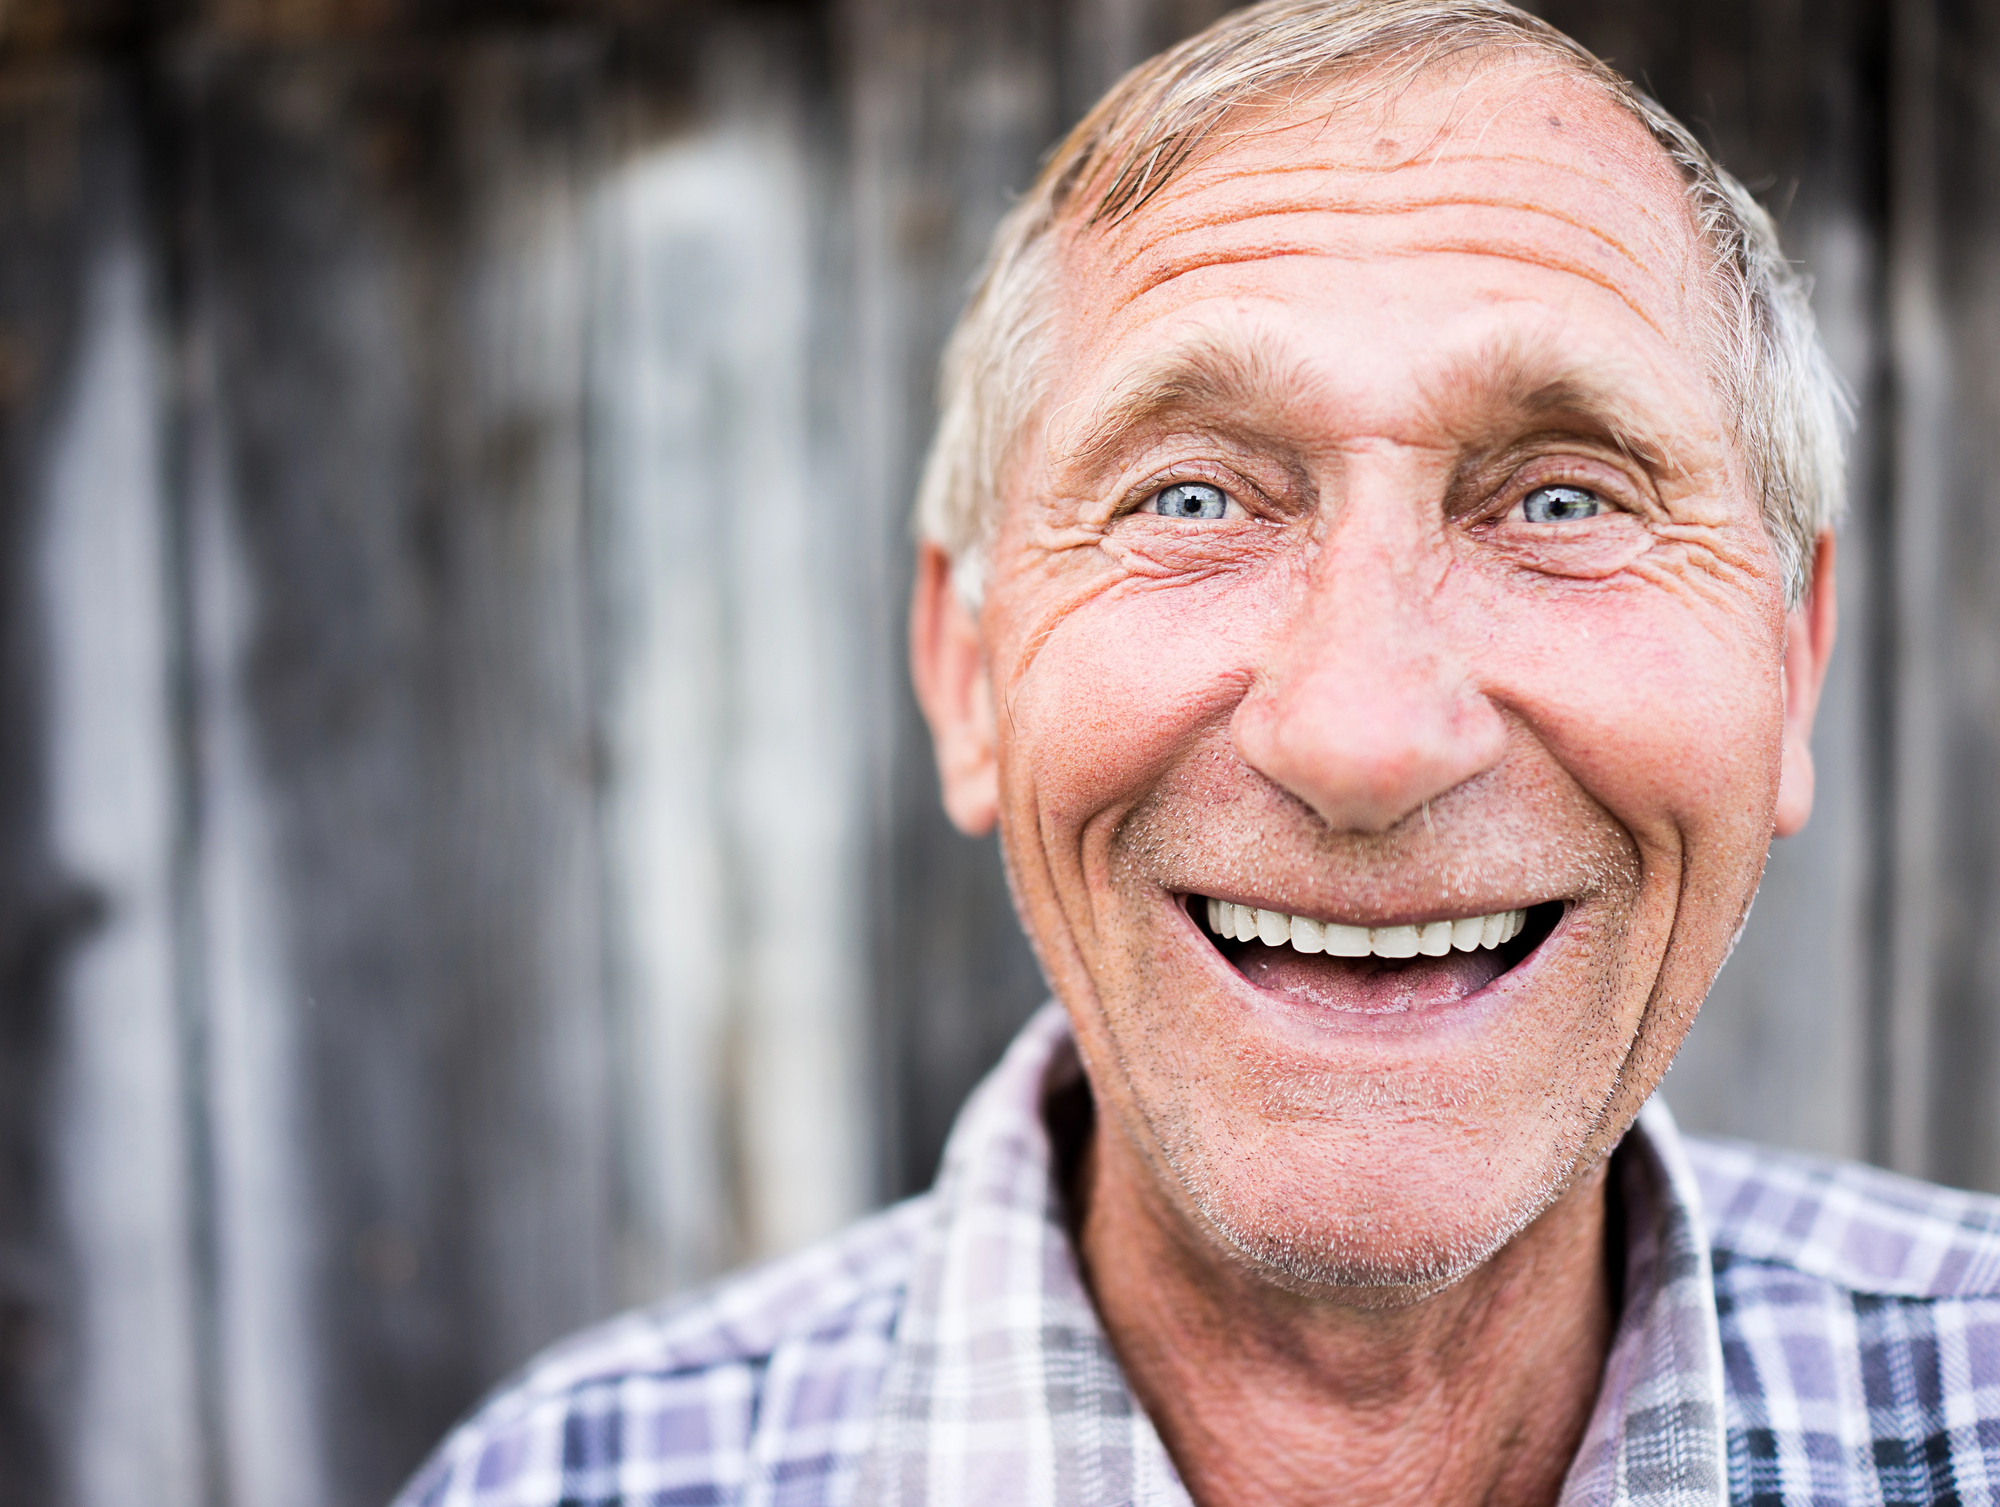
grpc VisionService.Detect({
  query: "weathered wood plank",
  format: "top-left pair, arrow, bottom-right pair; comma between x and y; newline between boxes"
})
588,13 -> 873,1297
177,36 -> 615,1503
37,93 -> 206,1506
842,0 -> 1068,1198
0,3 -> 143,55
1890,0 -> 2000,1193
0,61 -> 167,1507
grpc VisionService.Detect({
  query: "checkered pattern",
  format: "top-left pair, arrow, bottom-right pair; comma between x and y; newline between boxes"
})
393,1004 -> 2000,1506
1562,1108 -> 1729,1507
852,1009 -> 1190,1507
390,1195 -> 924,1506
1691,1136 -> 2000,1504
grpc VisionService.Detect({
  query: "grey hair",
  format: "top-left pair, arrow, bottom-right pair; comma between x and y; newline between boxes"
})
914,0 -> 1847,610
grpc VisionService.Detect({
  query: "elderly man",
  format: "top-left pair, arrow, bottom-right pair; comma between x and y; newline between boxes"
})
398,2 -> 2000,1503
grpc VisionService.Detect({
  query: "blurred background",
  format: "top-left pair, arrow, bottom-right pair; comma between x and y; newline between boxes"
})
0,0 -> 1992,1501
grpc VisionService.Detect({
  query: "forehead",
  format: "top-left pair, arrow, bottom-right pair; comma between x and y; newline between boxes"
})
1045,56 -> 1720,453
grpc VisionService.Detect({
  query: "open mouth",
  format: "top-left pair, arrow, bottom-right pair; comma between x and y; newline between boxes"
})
1190,895 -> 1563,1015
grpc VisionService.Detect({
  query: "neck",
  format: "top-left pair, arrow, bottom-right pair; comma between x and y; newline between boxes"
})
1074,1125 -> 1615,1507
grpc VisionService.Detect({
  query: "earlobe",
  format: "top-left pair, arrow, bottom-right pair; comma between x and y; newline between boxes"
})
1773,725 -> 1816,839
909,542 -> 1000,836
1773,533 -> 1838,838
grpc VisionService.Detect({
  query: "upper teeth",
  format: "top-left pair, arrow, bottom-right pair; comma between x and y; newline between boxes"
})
1204,898 -> 1528,958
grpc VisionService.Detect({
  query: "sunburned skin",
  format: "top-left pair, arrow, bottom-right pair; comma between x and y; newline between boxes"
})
910,48 -> 1838,1507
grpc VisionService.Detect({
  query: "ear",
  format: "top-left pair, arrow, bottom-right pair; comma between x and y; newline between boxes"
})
909,542 -> 999,836
1773,532 -> 1838,838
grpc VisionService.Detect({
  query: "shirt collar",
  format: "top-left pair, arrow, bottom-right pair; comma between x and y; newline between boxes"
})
857,1004 -> 1728,1507
1563,1096 -> 1730,1507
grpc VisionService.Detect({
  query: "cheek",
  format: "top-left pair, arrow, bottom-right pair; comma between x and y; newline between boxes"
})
1000,572 -> 1276,832
1478,574 -> 1786,857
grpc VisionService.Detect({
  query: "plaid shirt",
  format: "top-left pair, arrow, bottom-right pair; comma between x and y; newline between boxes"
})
394,1005 -> 2000,1506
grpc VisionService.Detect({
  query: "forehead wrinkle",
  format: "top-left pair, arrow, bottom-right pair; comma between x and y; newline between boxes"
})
1103,52 -> 1691,243
1113,196 -> 1669,302
1114,238 -> 1672,344
1091,40 -> 1620,224
1168,144 -> 1696,212
1143,149 -> 1685,241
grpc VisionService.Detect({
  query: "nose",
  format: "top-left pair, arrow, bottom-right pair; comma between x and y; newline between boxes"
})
1230,512 -> 1507,835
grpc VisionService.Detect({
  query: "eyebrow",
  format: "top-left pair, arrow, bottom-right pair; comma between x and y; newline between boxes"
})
1416,331 -> 1687,474
1056,331 -> 1313,479
1053,325 -> 1691,482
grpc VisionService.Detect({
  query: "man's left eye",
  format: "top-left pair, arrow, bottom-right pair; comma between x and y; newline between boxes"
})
1151,482 -> 1231,520
1520,484 -> 1604,523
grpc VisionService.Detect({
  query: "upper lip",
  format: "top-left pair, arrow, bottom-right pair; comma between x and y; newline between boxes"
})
1187,891 -> 1543,930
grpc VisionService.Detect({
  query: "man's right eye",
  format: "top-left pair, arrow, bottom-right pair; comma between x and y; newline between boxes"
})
1151,482 -> 1231,519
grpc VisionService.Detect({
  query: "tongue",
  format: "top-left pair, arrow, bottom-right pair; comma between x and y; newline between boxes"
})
1235,945 -> 1510,1014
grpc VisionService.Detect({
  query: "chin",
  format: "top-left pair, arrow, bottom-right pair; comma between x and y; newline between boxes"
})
1148,1087 -> 1607,1301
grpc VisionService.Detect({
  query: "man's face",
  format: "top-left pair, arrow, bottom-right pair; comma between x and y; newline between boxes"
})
917,60 -> 1830,1293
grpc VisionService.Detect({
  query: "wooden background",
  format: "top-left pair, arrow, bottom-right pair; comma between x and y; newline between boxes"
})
0,0 -> 1992,1502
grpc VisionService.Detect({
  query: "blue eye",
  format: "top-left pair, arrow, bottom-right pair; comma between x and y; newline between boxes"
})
1152,482 -> 1230,519
1521,484 -> 1604,523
